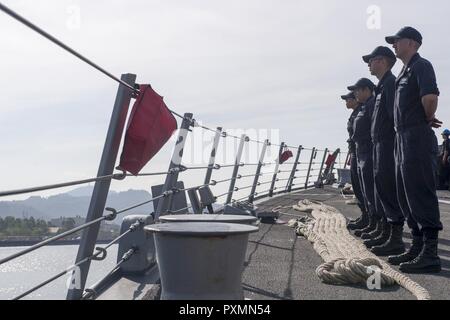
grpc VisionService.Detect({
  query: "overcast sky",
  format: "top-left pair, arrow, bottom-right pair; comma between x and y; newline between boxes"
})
1,0 -> 450,201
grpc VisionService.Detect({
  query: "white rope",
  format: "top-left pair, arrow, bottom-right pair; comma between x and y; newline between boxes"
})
285,199 -> 431,300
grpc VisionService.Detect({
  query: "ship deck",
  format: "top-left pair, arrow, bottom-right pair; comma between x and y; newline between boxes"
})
98,186 -> 450,300
243,186 -> 450,300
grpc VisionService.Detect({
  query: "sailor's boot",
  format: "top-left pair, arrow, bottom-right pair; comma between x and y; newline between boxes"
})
370,224 -> 405,256
347,212 -> 361,225
348,215 -> 361,224
347,210 -> 369,230
388,234 -> 423,265
363,220 -> 390,248
361,217 -> 383,240
399,230 -> 441,274
354,215 -> 376,237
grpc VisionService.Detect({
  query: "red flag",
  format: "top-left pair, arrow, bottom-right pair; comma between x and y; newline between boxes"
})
279,148 -> 293,164
325,153 -> 337,167
118,85 -> 177,175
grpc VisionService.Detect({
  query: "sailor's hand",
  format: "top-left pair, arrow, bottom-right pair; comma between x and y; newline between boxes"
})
429,117 -> 443,129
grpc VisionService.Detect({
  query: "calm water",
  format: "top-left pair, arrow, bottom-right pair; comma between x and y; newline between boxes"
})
0,244 -> 118,300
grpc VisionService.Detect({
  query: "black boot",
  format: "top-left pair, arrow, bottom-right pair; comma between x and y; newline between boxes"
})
364,220 -> 390,248
354,216 -> 376,237
371,224 -> 405,256
399,236 -> 441,274
388,235 -> 423,265
347,215 -> 362,225
347,210 -> 369,230
361,218 -> 383,240
348,215 -> 362,224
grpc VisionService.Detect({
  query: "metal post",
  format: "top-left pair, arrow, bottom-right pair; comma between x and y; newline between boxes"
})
204,127 -> 222,185
316,148 -> 329,186
204,127 -> 222,213
225,135 -> 247,204
327,148 -> 340,184
304,147 -> 316,189
66,74 -> 136,300
343,152 -> 351,169
269,143 -> 285,197
154,113 -> 193,220
248,140 -> 269,203
187,189 -> 202,214
286,145 -> 302,193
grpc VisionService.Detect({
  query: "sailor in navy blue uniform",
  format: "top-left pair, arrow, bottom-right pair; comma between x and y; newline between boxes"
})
385,27 -> 443,273
347,78 -> 378,238
342,92 -> 369,230
437,129 -> 450,189
356,47 -> 406,257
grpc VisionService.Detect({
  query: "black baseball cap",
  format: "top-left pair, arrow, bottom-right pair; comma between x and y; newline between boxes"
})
362,46 -> 396,63
347,78 -> 376,91
341,92 -> 356,100
385,26 -> 423,45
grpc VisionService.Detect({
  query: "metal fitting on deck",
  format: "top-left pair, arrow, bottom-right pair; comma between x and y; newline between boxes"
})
117,215 -> 155,275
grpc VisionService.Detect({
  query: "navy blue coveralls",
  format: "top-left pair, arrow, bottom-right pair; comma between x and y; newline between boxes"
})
347,104 -> 366,212
353,96 -> 376,217
371,71 -> 404,223
394,53 -> 443,233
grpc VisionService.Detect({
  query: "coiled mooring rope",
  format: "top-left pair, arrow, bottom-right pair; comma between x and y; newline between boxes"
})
282,199 -> 431,300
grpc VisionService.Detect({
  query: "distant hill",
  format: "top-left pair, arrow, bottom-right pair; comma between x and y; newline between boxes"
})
0,186 -> 154,220
66,185 -> 96,197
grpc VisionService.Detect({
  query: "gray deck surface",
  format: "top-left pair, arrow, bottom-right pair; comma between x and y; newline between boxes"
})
242,187 -> 450,300
100,186 -> 450,300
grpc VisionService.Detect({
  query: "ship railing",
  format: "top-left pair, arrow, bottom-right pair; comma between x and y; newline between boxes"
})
0,112 -> 342,300
0,2 -> 345,300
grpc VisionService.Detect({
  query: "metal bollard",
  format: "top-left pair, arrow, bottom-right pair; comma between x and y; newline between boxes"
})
145,222 -> 258,300
159,214 -> 257,225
